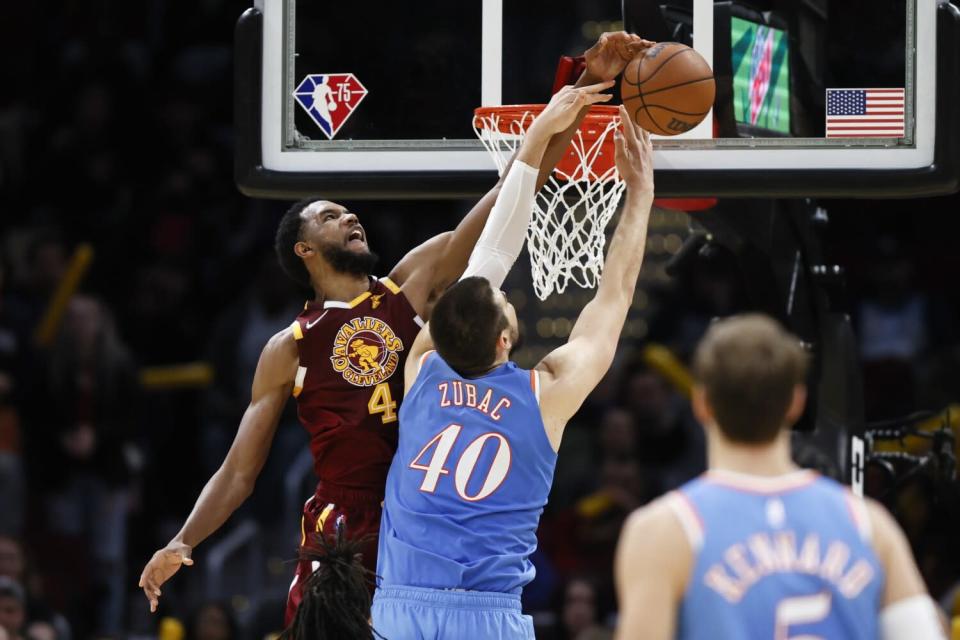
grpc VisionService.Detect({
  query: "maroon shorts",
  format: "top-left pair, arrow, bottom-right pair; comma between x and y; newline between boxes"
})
284,483 -> 383,626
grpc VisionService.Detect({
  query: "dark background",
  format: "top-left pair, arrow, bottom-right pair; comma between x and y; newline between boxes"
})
1,1 -> 959,639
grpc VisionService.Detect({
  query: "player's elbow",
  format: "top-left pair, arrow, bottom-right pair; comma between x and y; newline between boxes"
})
596,281 -> 634,312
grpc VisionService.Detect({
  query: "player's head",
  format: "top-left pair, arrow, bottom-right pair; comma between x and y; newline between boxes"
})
430,276 -> 519,376
280,527 -> 376,640
275,198 -> 378,288
692,314 -> 809,445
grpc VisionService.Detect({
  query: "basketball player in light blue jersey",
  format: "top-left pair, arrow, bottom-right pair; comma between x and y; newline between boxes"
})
615,314 -> 946,640
371,102 -> 656,639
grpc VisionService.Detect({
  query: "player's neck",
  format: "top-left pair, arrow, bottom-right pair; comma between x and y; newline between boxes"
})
707,429 -> 798,478
312,270 -> 370,304
464,353 -> 509,378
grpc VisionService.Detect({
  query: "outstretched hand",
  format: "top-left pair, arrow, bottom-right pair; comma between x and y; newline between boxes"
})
138,542 -> 194,613
532,81 -> 614,136
584,32 -> 656,82
614,105 -> 654,195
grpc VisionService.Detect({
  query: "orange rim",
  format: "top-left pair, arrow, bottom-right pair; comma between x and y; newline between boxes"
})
474,104 -> 619,143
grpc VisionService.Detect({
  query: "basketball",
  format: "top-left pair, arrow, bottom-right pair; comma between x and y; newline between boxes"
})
620,42 -> 715,136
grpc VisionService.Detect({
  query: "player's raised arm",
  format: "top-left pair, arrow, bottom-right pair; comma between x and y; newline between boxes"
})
390,33 -> 652,319
457,82 -> 614,289
402,82 -> 619,393
536,106 -> 654,448
138,329 -> 298,613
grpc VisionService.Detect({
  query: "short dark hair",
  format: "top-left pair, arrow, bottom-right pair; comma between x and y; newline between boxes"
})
693,314 -> 809,444
430,277 -> 508,376
275,198 -> 316,287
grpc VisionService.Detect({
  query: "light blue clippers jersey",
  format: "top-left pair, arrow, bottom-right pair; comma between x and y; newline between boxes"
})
377,352 -> 557,594
672,470 -> 884,640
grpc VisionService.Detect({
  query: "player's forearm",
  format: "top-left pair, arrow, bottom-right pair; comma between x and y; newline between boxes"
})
568,192 -> 652,346
516,122 -> 552,170
537,71 -> 602,189
461,159 -> 539,287
597,191 -> 654,303
535,71 -> 598,189
173,466 -> 254,548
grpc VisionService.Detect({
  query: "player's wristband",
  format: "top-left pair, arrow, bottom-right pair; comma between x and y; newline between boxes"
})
879,595 -> 946,640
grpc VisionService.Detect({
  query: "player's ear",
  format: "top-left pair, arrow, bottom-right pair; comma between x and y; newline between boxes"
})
691,384 -> 713,428
784,384 -> 807,426
294,241 -> 314,259
498,329 -> 512,353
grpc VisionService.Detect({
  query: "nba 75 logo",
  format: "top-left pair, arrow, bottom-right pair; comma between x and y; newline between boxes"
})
293,74 -> 368,139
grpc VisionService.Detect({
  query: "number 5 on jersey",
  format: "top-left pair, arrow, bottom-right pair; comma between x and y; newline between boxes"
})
368,382 -> 397,423
409,424 -> 512,501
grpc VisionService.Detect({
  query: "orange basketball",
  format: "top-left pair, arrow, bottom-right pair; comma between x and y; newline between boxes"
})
620,42 -> 716,136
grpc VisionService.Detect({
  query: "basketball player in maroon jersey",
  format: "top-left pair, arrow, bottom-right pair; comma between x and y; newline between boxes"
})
138,32 -> 653,620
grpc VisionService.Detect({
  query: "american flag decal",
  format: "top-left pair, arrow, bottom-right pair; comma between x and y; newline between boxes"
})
826,88 -> 905,138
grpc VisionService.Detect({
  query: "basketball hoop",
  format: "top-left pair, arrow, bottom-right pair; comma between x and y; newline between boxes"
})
473,104 -> 625,301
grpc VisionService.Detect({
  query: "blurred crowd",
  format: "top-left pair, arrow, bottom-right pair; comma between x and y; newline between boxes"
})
1,1 -> 959,639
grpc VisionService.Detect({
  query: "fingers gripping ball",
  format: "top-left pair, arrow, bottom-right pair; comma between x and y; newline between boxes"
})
620,42 -> 715,136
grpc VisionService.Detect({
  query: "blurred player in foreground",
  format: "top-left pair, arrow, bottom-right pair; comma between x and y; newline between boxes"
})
370,107 -> 654,639
614,314 -> 946,640
138,32 -> 651,622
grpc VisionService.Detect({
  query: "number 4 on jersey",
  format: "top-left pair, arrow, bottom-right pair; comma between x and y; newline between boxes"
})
368,382 -> 397,423
409,424 -> 512,501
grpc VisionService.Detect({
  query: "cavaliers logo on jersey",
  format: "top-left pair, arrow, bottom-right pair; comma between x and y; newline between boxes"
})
330,316 -> 404,386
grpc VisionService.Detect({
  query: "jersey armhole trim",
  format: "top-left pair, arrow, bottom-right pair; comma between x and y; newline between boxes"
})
291,321 -> 303,341
380,277 -> 402,294
844,490 -> 873,543
664,491 -> 705,553
293,365 -> 307,397
418,350 -> 435,372
530,370 -> 541,405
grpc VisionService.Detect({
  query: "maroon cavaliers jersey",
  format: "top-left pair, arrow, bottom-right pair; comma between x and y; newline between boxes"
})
290,277 -> 423,494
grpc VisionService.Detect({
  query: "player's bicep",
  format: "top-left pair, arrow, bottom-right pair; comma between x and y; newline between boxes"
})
870,497 -> 947,639
537,334 -> 616,423
224,332 -> 298,481
404,324 -> 435,394
867,499 -> 929,607
390,233 -> 452,317
614,506 -> 685,640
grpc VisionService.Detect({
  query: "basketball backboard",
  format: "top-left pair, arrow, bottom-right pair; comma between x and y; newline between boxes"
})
235,0 -> 960,199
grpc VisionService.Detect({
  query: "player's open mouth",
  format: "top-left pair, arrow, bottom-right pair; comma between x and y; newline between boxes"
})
347,228 -> 365,248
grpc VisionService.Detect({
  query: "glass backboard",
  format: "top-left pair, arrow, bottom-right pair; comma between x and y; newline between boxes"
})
235,0 -> 960,199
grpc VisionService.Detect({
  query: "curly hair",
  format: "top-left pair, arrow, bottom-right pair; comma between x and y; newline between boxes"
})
280,522 -> 381,640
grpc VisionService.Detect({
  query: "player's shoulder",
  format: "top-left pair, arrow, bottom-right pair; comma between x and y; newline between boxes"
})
861,496 -> 905,549
262,326 -> 300,366
246,326 -> 300,388
618,494 -> 695,583
622,493 -> 690,546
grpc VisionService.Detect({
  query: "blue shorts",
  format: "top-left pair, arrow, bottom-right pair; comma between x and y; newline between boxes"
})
371,585 -> 535,640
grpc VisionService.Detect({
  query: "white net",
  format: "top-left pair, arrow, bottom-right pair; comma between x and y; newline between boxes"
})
473,106 -> 625,300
